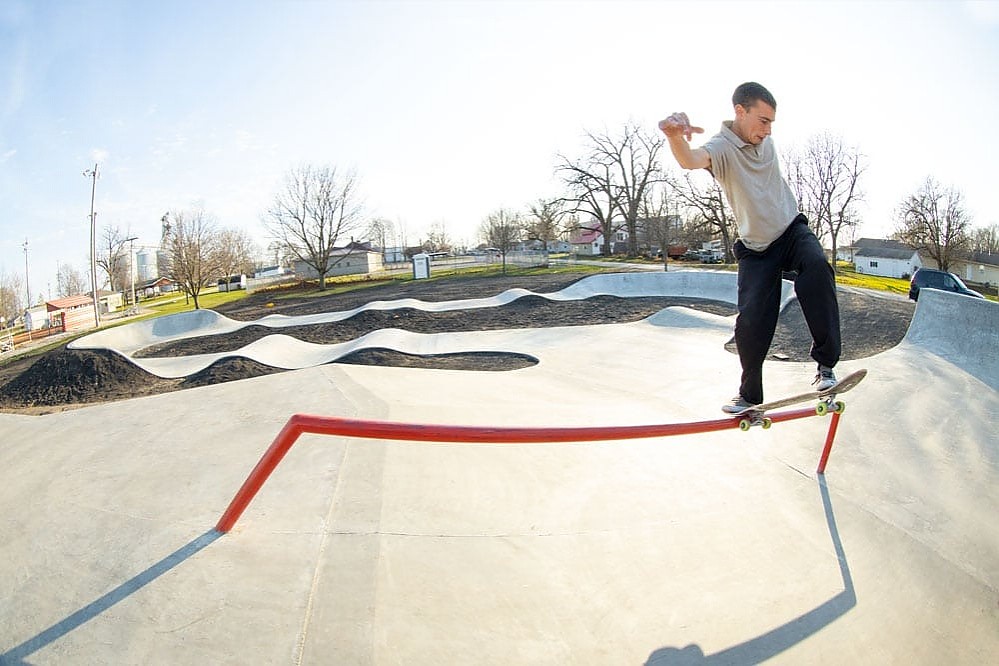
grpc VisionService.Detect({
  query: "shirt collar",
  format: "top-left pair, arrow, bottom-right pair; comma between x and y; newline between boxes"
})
721,121 -> 749,148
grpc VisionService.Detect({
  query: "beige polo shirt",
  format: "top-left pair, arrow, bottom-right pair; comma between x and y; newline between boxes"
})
702,121 -> 799,252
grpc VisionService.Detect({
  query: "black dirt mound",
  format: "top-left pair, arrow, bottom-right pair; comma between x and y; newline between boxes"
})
0,348 -> 165,407
181,357 -> 283,387
337,348 -> 538,371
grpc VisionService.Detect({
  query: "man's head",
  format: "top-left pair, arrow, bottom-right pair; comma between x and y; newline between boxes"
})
731,82 -> 777,146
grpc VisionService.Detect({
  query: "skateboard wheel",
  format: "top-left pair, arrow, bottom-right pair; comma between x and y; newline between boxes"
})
739,419 -> 751,432
816,402 -> 829,416
762,418 -> 772,429
834,401 -> 846,414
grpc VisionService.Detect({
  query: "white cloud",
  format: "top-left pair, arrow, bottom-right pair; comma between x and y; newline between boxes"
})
0,148 -> 15,162
90,148 -> 109,164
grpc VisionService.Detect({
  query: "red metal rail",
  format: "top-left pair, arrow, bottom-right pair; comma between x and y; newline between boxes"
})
215,405 -> 844,533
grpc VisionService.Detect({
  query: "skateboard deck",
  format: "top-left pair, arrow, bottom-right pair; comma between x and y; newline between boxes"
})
731,369 -> 868,422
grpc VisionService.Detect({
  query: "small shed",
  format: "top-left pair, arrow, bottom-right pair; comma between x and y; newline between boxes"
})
46,295 -> 97,332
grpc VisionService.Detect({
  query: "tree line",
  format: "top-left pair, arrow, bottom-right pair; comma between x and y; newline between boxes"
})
4,120 -> 996,320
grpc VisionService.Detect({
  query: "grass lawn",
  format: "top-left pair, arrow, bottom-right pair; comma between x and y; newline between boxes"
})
832,264 -> 912,297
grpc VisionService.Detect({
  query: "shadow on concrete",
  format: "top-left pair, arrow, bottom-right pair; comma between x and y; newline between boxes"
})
645,477 -> 855,665
0,530 -> 221,665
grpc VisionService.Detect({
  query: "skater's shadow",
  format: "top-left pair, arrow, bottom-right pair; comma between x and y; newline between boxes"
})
1,530 -> 221,665
644,476 -> 855,665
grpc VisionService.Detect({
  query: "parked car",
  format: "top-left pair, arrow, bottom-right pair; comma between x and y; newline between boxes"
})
908,268 -> 984,301
698,250 -> 724,264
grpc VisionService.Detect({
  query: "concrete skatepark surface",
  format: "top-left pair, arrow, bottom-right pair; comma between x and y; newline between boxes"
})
2,272 -> 997,664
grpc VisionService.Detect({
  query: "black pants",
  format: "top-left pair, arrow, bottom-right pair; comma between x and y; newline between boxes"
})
733,215 -> 841,404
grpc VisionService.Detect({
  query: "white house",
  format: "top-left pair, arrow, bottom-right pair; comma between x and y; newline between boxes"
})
930,251 -> 999,293
293,246 -> 385,280
838,238 -> 910,263
853,247 -> 922,278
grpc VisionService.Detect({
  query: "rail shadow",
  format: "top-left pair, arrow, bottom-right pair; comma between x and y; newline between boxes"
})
1,530 -> 221,665
645,476 -> 855,664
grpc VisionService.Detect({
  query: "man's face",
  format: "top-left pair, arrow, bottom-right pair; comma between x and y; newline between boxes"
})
733,101 -> 775,145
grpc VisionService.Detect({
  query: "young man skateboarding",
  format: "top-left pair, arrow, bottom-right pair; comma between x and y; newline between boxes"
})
658,82 -> 841,413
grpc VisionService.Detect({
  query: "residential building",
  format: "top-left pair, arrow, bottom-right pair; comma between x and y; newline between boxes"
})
853,247 -> 922,279
569,227 -> 604,256
293,245 -> 385,280
837,238 -> 910,263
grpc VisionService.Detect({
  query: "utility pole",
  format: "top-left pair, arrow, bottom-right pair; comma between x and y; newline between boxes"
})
83,164 -> 100,327
125,236 -> 138,312
22,238 -> 30,308
23,238 -> 31,341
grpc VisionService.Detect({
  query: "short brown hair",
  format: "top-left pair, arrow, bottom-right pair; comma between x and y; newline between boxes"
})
733,82 -> 777,110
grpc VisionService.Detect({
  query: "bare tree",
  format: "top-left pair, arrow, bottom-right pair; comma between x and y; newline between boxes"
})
480,208 -> 521,273
0,269 -> 23,325
96,224 -> 132,292
525,198 -> 568,250
970,223 -> 999,255
784,133 -> 865,272
557,123 -> 664,257
424,220 -> 452,254
603,123 -> 666,256
558,151 -> 622,256
668,171 -> 737,262
56,262 -> 89,297
894,177 -> 972,272
367,217 -> 394,251
640,184 -> 682,271
216,228 -> 258,280
263,164 -> 366,290
163,207 -> 225,309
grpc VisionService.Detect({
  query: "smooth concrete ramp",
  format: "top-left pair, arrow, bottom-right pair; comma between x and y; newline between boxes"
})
902,288 -> 999,389
68,271 -> 793,379
2,275 -> 996,664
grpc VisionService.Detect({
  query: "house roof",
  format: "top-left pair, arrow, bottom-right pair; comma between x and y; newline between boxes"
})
851,238 -> 910,251
960,251 -> 999,267
140,277 -> 175,289
855,247 -> 918,260
570,228 -> 602,244
46,294 -> 95,310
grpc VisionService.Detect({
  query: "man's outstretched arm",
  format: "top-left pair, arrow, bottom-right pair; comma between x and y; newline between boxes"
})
658,112 -> 711,170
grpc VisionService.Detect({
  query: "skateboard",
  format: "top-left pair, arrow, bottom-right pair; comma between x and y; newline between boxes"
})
731,368 -> 868,430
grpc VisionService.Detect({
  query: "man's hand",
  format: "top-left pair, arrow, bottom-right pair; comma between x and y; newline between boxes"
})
658,112 -> 703,141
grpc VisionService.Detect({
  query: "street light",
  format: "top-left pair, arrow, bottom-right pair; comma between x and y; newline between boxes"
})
83,164 -> 100,328
125,236 -> 138,313
22,239 -> 31,341
22,238 -> 29,308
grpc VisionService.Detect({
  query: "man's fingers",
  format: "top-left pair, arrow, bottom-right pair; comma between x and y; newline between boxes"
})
660,113 -> 704,141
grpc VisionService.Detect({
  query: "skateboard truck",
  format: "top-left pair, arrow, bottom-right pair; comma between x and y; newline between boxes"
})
732,369 -> 866,431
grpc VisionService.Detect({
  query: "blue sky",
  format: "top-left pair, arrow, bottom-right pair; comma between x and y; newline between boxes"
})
2,0 -> 998,303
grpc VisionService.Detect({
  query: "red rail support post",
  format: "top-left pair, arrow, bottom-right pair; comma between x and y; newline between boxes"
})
816,411 -> 843,475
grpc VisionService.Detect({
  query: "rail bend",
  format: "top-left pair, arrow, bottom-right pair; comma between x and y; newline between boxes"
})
215,405 -> 845,533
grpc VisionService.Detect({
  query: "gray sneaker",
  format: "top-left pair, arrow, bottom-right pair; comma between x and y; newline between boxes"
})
721,395 -> 754,414
813,365 -> 837,392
